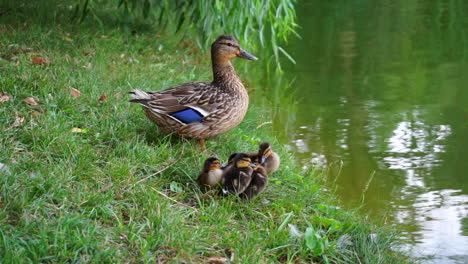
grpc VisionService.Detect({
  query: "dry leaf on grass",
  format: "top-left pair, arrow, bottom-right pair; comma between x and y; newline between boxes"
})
31,110 -> 42,117
71,127 -> 87,133
0,92 -> 10,103
98,93 -> 107,102
32,57 -> 48,65
12,117 -> 25,127
22,97 -> 38,106
0,162 -> 11,175
206,257 -> 228,264
70,87 -> 81,98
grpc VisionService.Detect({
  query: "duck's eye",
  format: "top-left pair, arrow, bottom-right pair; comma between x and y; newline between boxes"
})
227,43 -> 233,47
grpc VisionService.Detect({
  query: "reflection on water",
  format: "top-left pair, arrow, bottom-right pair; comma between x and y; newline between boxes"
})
263,0 -> 468,263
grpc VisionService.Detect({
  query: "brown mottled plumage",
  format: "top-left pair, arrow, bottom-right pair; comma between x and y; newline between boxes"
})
221,153 -> 254,195
240,165 -> 268,201
129,35 -> 258,141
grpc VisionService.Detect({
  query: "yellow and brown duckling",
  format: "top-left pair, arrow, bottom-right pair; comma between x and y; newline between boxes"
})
221,153 -> 254,195
239,164 -> 268,201
250,142 -> 280,174
197,157 -> 223,192
129,35 -> 258,148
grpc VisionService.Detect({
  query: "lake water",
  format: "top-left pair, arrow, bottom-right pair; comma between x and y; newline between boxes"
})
264,1 -> 468,263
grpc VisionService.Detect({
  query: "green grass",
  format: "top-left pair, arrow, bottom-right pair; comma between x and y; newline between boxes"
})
0,8 -> 409,264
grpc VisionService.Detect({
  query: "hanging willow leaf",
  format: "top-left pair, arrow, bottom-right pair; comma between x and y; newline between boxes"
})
142,0 -> 150,18
79,0 -> 90,23
69,0 -> 298,70
278,46 -> 296,64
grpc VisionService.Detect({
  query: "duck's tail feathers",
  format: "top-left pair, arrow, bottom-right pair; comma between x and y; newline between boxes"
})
129,89 -> 150,102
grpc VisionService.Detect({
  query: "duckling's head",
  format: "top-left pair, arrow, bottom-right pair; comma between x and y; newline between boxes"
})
258,142 -> 273,163
221,152 -> 239,169
203,157 -> 221,171
233,153 -> 253,169
227,152 -> 239,164
254,164 -> 268,176
211,35 -> 258,62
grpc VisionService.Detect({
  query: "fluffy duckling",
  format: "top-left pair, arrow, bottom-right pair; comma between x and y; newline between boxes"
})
198,157 -> 223,192
251,142 -> 280,174
240,164 -> 268,201
221,153 -> 254,195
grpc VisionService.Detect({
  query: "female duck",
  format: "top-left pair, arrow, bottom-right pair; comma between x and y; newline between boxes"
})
129,35 -> 258,147
198,157 -> 223,192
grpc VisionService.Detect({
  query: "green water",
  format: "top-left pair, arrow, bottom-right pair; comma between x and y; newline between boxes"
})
269,1 -> 468,263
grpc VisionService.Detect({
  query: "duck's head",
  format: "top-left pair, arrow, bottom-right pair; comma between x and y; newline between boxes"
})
203,157 -> 221,171
211,35 -> 258,62
233,153 -> 254,169
221,152 -> 239,169
258,142 -> 273,164
254,164 -> 268,175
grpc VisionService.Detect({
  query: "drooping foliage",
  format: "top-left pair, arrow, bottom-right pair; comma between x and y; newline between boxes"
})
74,0 -> 299,68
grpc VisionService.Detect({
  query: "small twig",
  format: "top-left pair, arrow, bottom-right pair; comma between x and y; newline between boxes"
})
150,186 -> 198,211
362,170 -> 376,194
127,145 -> 188,190
332,160 -> 344,185
256,121 -> 273,129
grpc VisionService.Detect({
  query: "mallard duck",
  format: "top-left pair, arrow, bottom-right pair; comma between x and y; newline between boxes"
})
197,157 -> 223,192
240,164 -> 268,201
221,153 -> 254,195
129,35 -> 258,148
250,142 -> 280,174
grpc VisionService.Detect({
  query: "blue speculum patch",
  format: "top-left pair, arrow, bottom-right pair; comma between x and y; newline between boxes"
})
170,108 -> 204,124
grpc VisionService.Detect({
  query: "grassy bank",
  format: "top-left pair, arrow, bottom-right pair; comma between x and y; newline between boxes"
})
1,7 -> 408,264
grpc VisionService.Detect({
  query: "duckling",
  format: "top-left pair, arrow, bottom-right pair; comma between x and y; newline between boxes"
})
220,152 -> 239,169
129,35 -> 258,149
240,164 -> 268,201
251,142 -> 280,174
197,157 -> 223,192
221,153 -> 254,195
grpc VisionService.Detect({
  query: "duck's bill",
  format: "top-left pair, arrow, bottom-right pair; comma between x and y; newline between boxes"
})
260,155 -> 266,164
238,48 -> 258,60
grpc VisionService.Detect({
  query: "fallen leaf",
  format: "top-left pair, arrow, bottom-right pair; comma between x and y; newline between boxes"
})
288,224 -> 302,237
71,127 -> 87,133
31,110 -> 42,117
98,93 -> 107,102
0,162 -> 11,175
12,117 -> 25,127
207,257 -> 228,264
22,97 -> 38,106
32,57 -> 47,65
70,87 -> 81,98
0,92 -> 10,103
101,183 -> 113,192
63,36 -> 73,42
